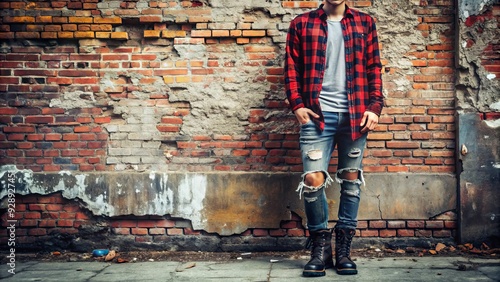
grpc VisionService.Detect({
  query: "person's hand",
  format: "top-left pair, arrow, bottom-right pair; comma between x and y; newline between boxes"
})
294,107 -> 319,125
360,111 -> 379,133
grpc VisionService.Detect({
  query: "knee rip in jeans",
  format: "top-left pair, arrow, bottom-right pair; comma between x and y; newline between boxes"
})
336,168 -> 365,186
296,170 -> 333,199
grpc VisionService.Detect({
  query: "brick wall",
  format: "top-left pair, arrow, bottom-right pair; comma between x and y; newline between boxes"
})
0,0 -> 460,250
0,0 -> 456,173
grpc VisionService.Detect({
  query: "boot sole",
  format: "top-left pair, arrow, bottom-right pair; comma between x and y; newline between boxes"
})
302,258 -> 333,277
336,268 -> 358,275
303,270 -> 326,277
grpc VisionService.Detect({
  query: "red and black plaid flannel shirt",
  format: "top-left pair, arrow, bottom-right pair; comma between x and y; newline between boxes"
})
285,5 -> 383,140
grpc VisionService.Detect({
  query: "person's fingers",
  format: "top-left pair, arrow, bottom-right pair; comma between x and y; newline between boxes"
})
360,113 -> 367,128
360,112 -> 378,133
294,108 -> 319,124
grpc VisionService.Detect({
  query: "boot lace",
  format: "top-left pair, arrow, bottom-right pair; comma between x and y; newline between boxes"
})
306,232 -> 328,258
336,229 -> 354,259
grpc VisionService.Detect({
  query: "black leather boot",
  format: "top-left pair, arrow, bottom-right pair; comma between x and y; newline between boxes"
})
303,229 -> 333,277
334,227 -> 357,275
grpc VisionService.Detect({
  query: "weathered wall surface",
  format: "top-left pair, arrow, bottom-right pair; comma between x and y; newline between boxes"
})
456,0 -> 499,244
0,0 -> 456,174
1,165 -> 456,236
0,0 -> 467,250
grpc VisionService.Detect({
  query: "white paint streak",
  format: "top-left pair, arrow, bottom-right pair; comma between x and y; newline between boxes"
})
177,174 -> 207,229
490,101 -> 500,111
149,172 -> 156,180
487,73 -> 496,80
484,119 -> 500,128
493,163 -> 500,169
147,173 -> 174,215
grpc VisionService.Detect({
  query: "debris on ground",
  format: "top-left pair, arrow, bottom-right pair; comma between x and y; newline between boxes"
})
2,242 -> 498,264
105,250 -> 116,262
175,262 -> 196,272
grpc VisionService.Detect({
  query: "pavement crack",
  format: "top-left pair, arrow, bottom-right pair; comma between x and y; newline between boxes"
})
267,261 -> 273,282
84,263 -> 112,282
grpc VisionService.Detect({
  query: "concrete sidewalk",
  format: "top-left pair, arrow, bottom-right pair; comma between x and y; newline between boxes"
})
1,255 -> 499,282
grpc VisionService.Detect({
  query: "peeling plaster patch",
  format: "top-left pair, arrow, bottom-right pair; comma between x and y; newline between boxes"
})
62,174 -> 115,216
459,0 -> 497,21
491,101 -> 500,111
49,90 -> 97,109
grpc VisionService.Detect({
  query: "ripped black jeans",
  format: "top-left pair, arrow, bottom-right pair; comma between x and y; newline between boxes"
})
297,112 -> 367,231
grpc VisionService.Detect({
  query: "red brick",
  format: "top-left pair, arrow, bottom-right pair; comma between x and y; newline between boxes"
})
269,229 -> 287,237
369,220 -> 386,229
29,228 -> 47,236
415,230 -> 432,237
75,212 -> 90,220
357,221 -> 368,229
407,220 -> 425,228
42,212 -> 59,219
444,220 -> 457,229
167,228 -> 184,235
113,228 -> 130,235
252,229 -> 269,237
25,116 -> 54,124
397,229 -> 415,237
379,229 -> 396,238
28,204 -> 45,211
425,221 -> 444,229
360,230 -> 379,237
39,219 -> 57,227
4,126 -> 36,133
136,220 -> 158,228
46,204 -> 63,211
116,220 -> 138,228
149,228 -> 166,235
131,228 -> 148,235
387,220 -> 406,229
184,228 -> 201,235
57,219 -> 74,227
287,229 -> 305,237
433,230 -> 452,238
24,212 -> 41,219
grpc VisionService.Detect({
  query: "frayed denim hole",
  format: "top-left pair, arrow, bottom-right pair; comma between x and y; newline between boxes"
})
347,148 -> 362,158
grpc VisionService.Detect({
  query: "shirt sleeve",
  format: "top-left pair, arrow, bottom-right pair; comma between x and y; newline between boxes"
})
284,19 -> 304,112
365,16 -> 384,116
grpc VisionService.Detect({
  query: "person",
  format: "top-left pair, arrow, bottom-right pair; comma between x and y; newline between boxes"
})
284,0 -> 383,277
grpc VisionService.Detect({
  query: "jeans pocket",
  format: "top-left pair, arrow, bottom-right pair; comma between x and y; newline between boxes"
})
300,119 -> 313,127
